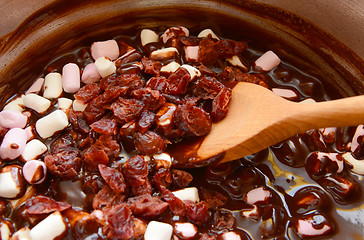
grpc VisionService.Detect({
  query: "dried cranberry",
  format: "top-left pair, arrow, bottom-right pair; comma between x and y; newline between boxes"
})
83,99 -> 106,123
123,155 -> 148,187
25,195 -> 71,214
136,110 -> 155,133
127,194 -> 168,218
145,76 -> 169,93
141,57 -> 162,76
171,169 -> 193,189
174,103 -> 212,136
74,83 -> 102,104
198,38 -> 219,66
190,76 -> 225,99
131,87 -> 165,111
111,98 -> 144,123
167,67 -> 192,95
104,203 -> 134,240
134,131 -> 167,155
211,87 -> 231,122
98,164 -> 126,194
90,118 -> 118,135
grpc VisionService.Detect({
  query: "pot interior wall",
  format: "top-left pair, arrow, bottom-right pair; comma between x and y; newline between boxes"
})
0,0 -> 363,106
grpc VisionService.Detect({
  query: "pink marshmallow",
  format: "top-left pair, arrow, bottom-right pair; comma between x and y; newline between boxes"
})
255,50 -> 281,71
246,187 -> 272,205
0,128 -> 27,160
90,39 -> 120,60
0,110 -> 28,129
272,88 -> 298,100
81,63 -> 101,84
23,160 -> 47,184
161,26 -> 189,43
62,63 -> 81,93
184,46 -> 199,62
26,78 -> 44,95
297,219 -> 331,237
25,126 -> 35,141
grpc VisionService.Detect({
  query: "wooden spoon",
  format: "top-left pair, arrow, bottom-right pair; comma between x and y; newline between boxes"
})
195,82 -> 364,164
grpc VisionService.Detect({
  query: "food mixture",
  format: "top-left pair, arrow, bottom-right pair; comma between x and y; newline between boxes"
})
0,26 -> 363,240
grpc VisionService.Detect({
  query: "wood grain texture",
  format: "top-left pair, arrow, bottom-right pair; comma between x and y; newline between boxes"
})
197,82 -> 364,162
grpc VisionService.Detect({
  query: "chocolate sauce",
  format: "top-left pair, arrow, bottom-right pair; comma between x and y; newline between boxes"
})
1,27 -> 364,240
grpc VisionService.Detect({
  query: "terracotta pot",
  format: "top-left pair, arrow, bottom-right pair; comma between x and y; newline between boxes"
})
0,0 -> 363,105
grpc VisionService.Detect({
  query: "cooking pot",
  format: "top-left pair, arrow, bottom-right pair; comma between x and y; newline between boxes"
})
0,0 -> 363,104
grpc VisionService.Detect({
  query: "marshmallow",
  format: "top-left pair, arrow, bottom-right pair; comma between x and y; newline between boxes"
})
0,128 -> 27,160
23,160 -> 47,184
57,98 -> 73,111
62,63 -> 80,93
144,221 -> 173,240
174,222 -> 197,239
226,55 -> 248,70
0,220 -> 13,240
172,187 -> 200,202
91,39 -> 119,60
25,126 -> 35,141
29,211 -> 67,240
3,95 -> 25,112
296,218 -> 331,237
0,166 -> 24,199
21,139 -> 47,161
351,125 -> 364,153
161,62 -> 181,74
35,110 -> 69,139
181,65 -> 201,80
184,46 -> 199,62
0,110 -> 28,129
81,63 -> 101,84
255,50 -> 281,71
246,187 -> 271,205
272,88 -> 298,100
342,152 -> 364,175
197,29 -> 220,40
26,78 -> 45,95
150,47 -> 179,61
161,26 -> 189,43
43,73 -> 63,99
72,100 -> 87,112
153,152 -> 172,169
221,232 -> 241,240
95,57 -> 116,78
23,93 -> 51,114
299,98 -> 316,104
10,227 -> 31,240
241,205 -> 260,219
140,29 -> 159,46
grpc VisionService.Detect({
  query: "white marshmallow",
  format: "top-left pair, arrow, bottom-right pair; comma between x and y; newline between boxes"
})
23,160 -> 47,184
21,139 -> 47,161
10,227 -> 31,240
172,187 -> 200,202
221,232 -> 241,240
26,78 -> 45,95
91,39 -> 119,60
43,73 -> 63,99
3,95 -> 25,112
0,128 -> 27,160
150,47 -> 179,61
351,125 -> 364,153
72,100 -> 88,112
299,98 -> 316,104
153,152 -> 172,169
144,221 -> 173,240
255,50 -> 281,71
140,29 -> 159,46
241,205 -> 260,219
95,57 -> 116,78
161,26 -> 189,43
316,152 -> 344,173
29,211 -> 67,240
62,63 -> 80,93
226,55 -> 248,70
181,65 -> 201,80
0,171 -> 22,198
296,219 -> 331,237
0,110 -> 28,129
81,63 -> 101,84
184,46 -> 199,62
197,29 -> 220,40
161,62 -> 181,74
35,110 -> 69,139
342,152 -> 364,175
57,98 -> 73,111
23,93 -> 51,114
0,220 -> 12,240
